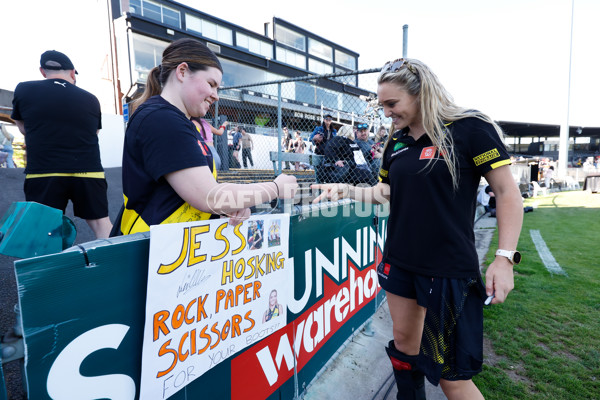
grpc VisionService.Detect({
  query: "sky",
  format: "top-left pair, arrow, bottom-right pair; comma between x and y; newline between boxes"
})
2,0 -> 599,128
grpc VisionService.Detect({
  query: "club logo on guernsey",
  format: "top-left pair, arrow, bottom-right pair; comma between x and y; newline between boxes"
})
391,142 -> 410,158
394,142 -> 407,151
419,146 -> 437,160
377,261 -> 391,279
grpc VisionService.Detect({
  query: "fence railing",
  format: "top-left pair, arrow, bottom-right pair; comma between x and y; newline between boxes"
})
207,69 -> 390,188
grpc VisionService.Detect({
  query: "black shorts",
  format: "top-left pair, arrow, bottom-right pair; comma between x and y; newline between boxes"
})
377,261 -> 486,384
24,176 -> 109,220
377,261 -> 434,307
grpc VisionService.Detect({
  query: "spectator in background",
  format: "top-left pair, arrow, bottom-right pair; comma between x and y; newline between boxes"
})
11,50 -> 112,238
229,126 -> 241,168
355,123 -> 382,183
477,185 -> 496,214
372,126 -> 388,172
281,127 -> 293,169
544,165 -> 554,189
375,125 -> 389,145
322,124 -> 374,185
191,117 -> 227,170
290,130 -> 306,171
310,113 -> 337,155
240,128 -> 254,168
1,124 -> 15,168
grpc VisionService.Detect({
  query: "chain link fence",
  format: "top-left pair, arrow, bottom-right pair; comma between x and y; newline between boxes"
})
204,68 -> 391,192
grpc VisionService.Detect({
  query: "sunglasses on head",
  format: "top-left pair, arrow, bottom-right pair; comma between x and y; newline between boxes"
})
357,124 -> 368,130
381,58 -> 417,75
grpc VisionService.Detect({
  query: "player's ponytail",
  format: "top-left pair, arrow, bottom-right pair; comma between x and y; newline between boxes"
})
130,66 -> 162,113
129,38 -> 222,115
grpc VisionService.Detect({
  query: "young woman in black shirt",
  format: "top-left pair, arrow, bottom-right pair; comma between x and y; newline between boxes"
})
312,58 -> 523,399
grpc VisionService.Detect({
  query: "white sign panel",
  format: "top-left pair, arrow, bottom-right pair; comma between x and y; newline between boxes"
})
140,215 -> 290,399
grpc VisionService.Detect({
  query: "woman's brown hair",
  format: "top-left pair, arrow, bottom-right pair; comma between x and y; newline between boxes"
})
130,38 -> 223,113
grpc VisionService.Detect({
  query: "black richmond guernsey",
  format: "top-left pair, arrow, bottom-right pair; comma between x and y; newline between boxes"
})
379,117 -> 511,278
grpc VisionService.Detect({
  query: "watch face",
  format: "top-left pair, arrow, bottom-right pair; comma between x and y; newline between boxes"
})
513,251 -> 522,264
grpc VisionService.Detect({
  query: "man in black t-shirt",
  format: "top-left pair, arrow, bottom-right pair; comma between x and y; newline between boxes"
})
11,50 -> 112,238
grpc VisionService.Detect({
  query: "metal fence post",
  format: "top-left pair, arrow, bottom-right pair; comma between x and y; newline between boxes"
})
214,101 -> 219,127
212,101 -> 229,172
217,114 -> 229,172
277,82 -> 282,176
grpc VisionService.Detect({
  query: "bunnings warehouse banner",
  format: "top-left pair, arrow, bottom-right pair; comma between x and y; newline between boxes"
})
13,202 -> 387,399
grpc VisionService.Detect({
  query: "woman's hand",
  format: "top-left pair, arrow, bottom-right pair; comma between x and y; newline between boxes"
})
484,257 -> 514,304
310,183 -> 350,203
335,160 -> 345,167
227,207 -> 251,227
274,174 -> 298,199
482,164 -> 523,304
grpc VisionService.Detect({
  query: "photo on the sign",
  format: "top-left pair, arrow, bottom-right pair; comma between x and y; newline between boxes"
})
262,288 -> 283,323
248,220 -> 264,250
268,219 -> 281,247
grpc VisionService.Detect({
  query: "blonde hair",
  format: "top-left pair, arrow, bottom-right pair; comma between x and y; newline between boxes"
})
378,58 -> 504,190
337,124 -> 355,140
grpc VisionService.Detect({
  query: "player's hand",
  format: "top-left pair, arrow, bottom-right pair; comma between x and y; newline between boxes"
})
311,183 -> 350,203
484,257 -> 514,304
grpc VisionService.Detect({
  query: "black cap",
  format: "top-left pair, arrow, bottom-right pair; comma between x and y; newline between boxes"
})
40,50 -> 78,74
324,114 -> 333,119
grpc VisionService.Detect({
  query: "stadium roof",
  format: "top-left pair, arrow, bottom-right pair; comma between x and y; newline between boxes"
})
498,121 -> 600,138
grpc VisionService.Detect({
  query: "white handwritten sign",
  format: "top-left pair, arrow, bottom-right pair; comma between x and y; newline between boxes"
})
140,215 -> 290,399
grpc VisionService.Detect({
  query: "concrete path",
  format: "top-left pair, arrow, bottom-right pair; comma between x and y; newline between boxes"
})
303,215 -> 497,400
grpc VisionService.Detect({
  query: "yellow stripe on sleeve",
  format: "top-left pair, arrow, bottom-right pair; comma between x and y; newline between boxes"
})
490,159 -> 512,170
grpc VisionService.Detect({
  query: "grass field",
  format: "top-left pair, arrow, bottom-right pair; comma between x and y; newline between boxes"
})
476,191 -> 600,399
